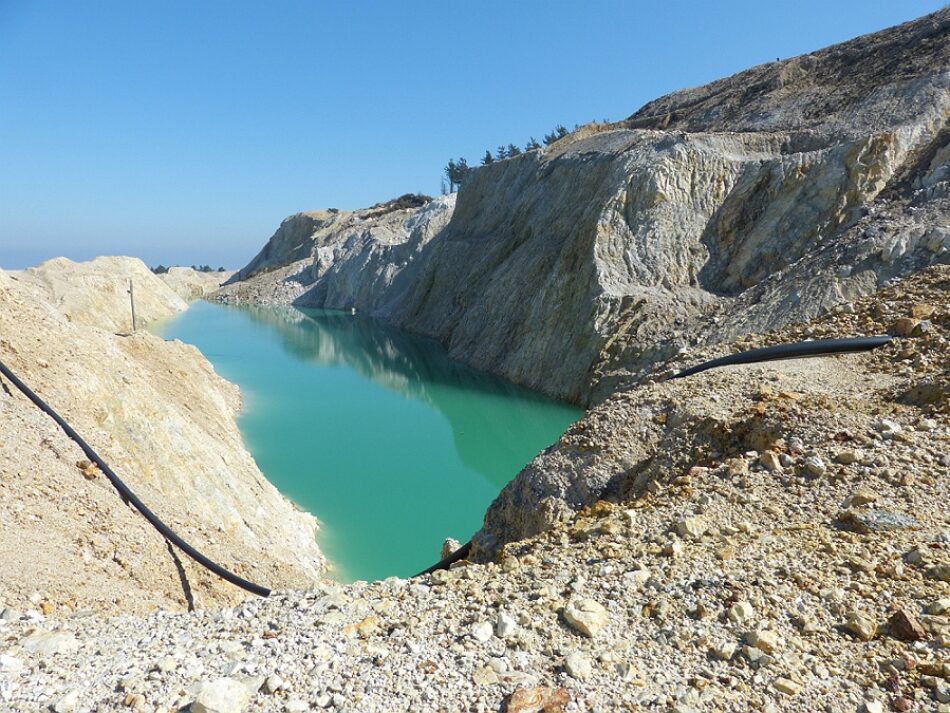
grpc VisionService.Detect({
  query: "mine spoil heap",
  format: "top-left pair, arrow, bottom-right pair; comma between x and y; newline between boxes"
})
1,8 -> 949,713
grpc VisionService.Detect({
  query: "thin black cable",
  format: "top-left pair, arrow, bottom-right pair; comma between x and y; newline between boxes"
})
670,335 -> 892,380
0,358 -> 270,597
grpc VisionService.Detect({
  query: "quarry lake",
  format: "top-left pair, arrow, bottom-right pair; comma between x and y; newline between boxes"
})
154,301 -> 581,582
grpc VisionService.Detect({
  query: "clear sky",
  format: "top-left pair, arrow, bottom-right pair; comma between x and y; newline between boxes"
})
0,1 -> 943,269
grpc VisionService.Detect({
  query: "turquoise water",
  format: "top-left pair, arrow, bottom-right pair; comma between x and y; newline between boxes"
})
154,302 -> 580,582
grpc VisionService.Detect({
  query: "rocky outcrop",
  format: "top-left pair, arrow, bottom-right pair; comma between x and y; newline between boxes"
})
0,260 -> 324,613
218,9 -> 949,408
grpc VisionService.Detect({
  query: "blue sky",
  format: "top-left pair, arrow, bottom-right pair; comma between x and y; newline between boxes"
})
0,1 -> 942,269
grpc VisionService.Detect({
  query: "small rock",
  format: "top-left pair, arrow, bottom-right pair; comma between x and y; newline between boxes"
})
52,690 -> 79,713
773,677 -> 802,696
911,303 -> 936,319
473,665 -> 498,685
506,686 -> 570,713
743,646 -> 769,666
846,488 -> 880,507
0,654 -> 22,673
727,601 -> 755,624
927,598 -> 950,615
796,616 -> 821,634
284,700 -> 309,713
191,677 -> 250,713
804,456 -> 826,476
663,540 -> 683,558
840,509 -> 919,533
759,451 -> 783,472
122,694 -> 145,711
834,449 -> 862,465
711,641 -> 737,660
0,608 -> 20,621
848,555 -> 875,574
495,611 -> 518,639
430,569 -> 452,586
471,621 -> 494,642
876,419 -> 903,437
564,652 -> 592,680
155,655 -> 177,673
888,609 -> 926,641
748,629 -> 780,653
846,612 -> 878,641
889,317 -> 919,337
441,538 -> 461,559
563,598 -> 609,638
864,701 -> 884,713
675,516 -> 708,540
615,661 -> 638,682
262,674 -> 284,695
928,564 -> 950,583
21,630 -> 79,656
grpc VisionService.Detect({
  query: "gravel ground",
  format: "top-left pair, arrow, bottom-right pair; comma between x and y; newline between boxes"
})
0,269 -> 947,712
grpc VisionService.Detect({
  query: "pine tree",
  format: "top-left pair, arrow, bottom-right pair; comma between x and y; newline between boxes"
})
543,124 -> 568,145
506,143 -> 522,157
525,137 -> 541,151
482,150 -> 494,165
444,159 -> 458,192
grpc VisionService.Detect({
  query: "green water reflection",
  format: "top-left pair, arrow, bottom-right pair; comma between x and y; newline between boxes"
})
155,302 -> 580,582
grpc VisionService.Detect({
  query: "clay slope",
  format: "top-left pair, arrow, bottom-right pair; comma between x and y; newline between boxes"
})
218,9 -> 949,405
0,259 -> 324,614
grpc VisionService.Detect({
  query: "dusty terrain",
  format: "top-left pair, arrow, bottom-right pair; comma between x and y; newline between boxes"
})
1,10 -> 948,713
1,266 -> 946,713
0,258 -> 324,616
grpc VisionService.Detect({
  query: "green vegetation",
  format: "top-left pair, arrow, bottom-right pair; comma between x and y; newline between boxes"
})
443,122 -> 585,191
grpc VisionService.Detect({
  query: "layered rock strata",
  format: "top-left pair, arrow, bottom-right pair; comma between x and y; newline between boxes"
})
217,9 -> 950,407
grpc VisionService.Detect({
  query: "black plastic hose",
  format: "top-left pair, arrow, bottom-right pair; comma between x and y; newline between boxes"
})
414,540 -> 472,577
0,358 -> 270,598
670,335 -> 892,380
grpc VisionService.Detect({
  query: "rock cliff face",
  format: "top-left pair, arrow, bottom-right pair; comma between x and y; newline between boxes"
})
218,10 -> 949,408
0,259 -> 324,613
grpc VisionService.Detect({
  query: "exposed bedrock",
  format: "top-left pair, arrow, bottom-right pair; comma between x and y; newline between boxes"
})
215,10 -> 950,557
218,10 -> 949,409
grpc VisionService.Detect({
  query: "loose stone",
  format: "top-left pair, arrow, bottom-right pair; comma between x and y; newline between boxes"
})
773,677 -> 802,695
563,598 -> 609,638
846,612 -> 878,641
728,602 -> 754,624
804,456 -> 826,476
21,630 -> 79,656
495,610 -> 518,639
506,687 -> 570,713
191,678 -> 250,713
564,651 -> 593,680
675,516 -> 708,540
888,609 -> 926,641
471,621 -> 494,642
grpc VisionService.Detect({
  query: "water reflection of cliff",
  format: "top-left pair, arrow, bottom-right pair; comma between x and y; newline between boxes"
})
233,304 -> 579,485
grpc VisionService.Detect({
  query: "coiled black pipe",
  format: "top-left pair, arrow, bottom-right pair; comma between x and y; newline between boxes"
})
0,358 -> 271,598
670,335 -> 892,380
